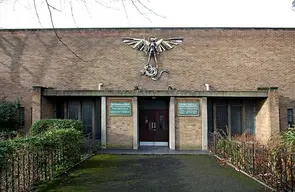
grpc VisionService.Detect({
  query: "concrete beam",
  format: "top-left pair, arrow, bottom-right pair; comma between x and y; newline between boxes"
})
43,89 -> 268,98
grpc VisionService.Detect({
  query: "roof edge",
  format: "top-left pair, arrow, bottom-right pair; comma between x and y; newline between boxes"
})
1,27 -> 295,32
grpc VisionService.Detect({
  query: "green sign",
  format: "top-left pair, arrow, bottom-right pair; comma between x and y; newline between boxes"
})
177,102 -> 200,116
110,102 -> 131,116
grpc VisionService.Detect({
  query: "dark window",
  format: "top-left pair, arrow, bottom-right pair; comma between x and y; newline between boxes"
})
95,99 -> 101,140
66,99 -> 101,140
82,101 -> 93,135
231,105 -> 242,135
56,101 -> 64,119
19,107 -> 25,126
208,99 -> 256,136
245,100 -> 255,134
67,101 -> 80,120
207,100 -> 214,133
216,103 -> 228,134
159,115 -> 164,130
288,109 -> 293,128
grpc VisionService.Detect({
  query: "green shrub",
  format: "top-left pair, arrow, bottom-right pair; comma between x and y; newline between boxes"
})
0,140 -> 9,165
282,128 -> 295,150
30,119 -> 82,135
0,99 -> 19,131
2,128 -> 82,170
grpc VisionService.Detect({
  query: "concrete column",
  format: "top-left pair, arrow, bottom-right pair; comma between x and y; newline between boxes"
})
256,90 -> 280,145
268,90 -> 280,136
202,97 -> 208,150
132,97 -> 138,150
32,86 -> 42,123
169,97 -> 176,150
101,97 -> 107,149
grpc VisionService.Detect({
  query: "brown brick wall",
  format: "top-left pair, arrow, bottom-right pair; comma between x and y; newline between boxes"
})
175,98 -> 202,149
0,28 -> 294,131
106,97 -> 133,148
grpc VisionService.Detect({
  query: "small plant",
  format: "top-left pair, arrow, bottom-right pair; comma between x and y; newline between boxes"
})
0,140 -> 9,167
282,128 -> 295,146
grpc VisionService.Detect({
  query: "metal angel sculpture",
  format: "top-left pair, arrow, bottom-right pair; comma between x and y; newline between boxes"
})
122,36 -> 183,81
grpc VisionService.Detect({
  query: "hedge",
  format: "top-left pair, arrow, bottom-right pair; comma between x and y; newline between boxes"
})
30,119 -> 82,135
1,128 -> 82,169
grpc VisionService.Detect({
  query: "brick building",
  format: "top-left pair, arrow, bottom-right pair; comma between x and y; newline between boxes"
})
0,28 -> 292,150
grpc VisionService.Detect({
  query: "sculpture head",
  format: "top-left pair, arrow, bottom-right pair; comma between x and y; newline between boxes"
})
149,36 -> 157,42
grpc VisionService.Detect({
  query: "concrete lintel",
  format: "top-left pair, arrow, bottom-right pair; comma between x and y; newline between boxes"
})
43,89 -> 268,98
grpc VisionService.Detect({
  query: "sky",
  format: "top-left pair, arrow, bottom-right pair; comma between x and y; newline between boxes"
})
0,0 -> 295,29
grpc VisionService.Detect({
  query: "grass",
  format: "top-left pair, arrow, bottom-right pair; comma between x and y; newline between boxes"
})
36,154 -> 267,192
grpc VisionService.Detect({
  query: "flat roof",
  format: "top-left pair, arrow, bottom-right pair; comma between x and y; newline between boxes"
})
1,27 -> 295,32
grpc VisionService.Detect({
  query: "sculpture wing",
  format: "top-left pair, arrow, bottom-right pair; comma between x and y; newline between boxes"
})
122,37 -> 149,53
156,38 -> 183,53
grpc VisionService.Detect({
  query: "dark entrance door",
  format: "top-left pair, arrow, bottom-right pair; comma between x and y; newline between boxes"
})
139,98 -> 169,146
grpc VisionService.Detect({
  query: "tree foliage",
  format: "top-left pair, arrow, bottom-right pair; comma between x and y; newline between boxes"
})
0,99 -> 19,130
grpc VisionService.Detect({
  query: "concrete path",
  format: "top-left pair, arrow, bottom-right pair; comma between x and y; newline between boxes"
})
37,155 -> 267,192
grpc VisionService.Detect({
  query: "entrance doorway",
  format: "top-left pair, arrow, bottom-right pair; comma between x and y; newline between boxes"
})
139,97 -> 169,146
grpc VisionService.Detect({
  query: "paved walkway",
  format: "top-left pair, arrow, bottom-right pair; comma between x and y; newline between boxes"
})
37,155 -> 267,192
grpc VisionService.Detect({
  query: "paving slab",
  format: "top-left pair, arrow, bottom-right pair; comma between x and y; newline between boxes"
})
36,155 -> 268,192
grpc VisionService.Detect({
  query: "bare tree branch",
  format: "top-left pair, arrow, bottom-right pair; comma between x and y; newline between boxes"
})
69,0 -> 87,40
44,0 -> 86,62
0,0 -> 165,62
0,61 -> 10,69
129,0 -> 151,22
48,3 -> 62,12
70,0 -> 79,27
79,0 -> 92,17
33,0 -> 43,27
137,0 -> 165,19
94,0 -> 119,10
121,0 -> 130,25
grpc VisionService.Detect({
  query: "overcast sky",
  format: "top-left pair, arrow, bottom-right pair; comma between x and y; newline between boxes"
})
0,0 -> 295,29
